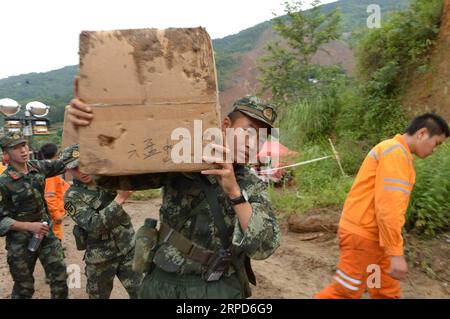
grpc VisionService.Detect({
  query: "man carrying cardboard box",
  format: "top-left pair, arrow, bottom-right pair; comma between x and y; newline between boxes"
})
68,95 -> 281,299
63,147 -> 142,299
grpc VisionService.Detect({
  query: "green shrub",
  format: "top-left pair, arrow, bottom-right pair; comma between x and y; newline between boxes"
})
357,0 -> 443,86
338,0 -> 443,144
279,98 -> 336,146
335,139 -> 370,176
407,143 -> 450,236
278,72 -> 348,147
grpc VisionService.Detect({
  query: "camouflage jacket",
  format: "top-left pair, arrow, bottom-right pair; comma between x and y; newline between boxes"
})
0,160 -> 67,238
95,165 -> 280,275
64,180 -> 135,264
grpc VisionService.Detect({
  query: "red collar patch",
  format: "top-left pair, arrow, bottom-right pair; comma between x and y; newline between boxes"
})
9,172 -> 21,180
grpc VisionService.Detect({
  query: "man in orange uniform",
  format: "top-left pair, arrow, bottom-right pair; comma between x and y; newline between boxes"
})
0,162 -> 6,174
0,152 -> 9,173
316,113 -> 449,299
39,143 -> 69,241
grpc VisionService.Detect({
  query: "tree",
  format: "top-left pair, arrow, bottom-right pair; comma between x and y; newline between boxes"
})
258,0 -> 341,106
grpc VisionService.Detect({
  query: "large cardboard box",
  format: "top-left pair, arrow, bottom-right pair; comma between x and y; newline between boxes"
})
77,27 -> 221,175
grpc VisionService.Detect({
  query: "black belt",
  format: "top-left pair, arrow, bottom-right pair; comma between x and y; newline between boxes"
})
159,222 -> 215,266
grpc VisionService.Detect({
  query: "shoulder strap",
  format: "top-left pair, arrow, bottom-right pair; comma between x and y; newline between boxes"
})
196,174 -> 256,294
195,175 -> 231,249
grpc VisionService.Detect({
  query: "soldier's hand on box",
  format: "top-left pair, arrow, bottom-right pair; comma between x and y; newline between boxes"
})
202,143 -> 253,231
201,144 -> 240,198
68,77 -> 93,128
28,222 -> 49,236
68,98 -> 93,127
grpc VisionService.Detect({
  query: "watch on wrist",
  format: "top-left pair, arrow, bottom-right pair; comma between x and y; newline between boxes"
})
229,189 -> 249,205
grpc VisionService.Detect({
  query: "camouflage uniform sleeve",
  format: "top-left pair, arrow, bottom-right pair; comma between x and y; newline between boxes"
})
36,159 -> 67,178
0,186 -> 16,236
94,173 -> 166,190
231,179 -> 281,260
64,191 -> 128,237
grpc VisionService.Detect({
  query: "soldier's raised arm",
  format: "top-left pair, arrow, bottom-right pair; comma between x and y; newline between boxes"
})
64,189 -> 132,237
36,144 -> 80,178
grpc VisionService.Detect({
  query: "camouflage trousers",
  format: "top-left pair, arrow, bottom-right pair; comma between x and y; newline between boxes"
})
85,249 -> 141,299
6,231 -> 68,299
139,266 -> 243,299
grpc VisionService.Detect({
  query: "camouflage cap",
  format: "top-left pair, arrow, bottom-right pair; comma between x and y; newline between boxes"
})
60,144 -> 80,169
232,95 -> 277,129
0,131 -> 27,149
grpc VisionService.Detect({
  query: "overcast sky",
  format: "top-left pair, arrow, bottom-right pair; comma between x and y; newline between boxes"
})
0,0 -> 337,80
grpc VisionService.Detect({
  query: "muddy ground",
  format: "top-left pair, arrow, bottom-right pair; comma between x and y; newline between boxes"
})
0,198 -> 448,299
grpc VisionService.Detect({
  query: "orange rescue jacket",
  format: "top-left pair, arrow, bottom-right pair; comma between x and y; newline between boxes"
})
339,134 -> 416,256
45,175 -> 67,222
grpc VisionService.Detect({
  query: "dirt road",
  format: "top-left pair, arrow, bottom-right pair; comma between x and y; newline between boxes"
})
0,199 -> 448,299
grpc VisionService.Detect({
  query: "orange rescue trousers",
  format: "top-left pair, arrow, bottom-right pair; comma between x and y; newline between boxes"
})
316,228 -> 401,299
